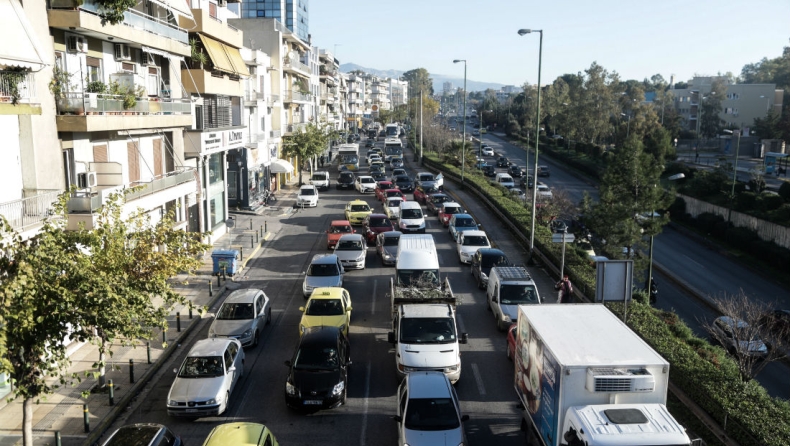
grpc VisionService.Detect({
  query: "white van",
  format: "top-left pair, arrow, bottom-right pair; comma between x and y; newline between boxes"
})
487,266 -> 541,330
494,173 -> 515,188
398,201 -> 425,233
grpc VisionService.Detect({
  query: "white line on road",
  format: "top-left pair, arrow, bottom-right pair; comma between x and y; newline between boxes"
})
471,363 -> 487,395
682,255 -> 706,269
371,280 -> 377,314
359,362 -> 371,446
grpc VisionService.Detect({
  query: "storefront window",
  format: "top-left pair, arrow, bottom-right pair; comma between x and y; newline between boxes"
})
208,153 -> 224,186
209,192 -> 225,228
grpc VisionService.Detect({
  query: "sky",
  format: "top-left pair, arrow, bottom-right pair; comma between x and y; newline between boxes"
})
309,0 -> 790,88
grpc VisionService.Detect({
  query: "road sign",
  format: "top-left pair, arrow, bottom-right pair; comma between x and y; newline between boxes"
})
551,233 -> 575,243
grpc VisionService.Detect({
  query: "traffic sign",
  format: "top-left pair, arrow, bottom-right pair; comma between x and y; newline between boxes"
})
552,233 -> 575,243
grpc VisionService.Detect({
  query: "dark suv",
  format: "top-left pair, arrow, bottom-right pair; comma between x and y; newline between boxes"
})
482,165 -> 497,177
508,165 -> 524,178
336,171 -> 355,189
496,156 -> 510,167
471,248 -> 512,289
284,326 -> 351,411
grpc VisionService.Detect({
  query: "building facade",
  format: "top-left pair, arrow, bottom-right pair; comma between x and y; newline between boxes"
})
236,0 -> 309,42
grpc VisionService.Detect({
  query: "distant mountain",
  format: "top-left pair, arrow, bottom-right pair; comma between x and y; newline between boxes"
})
339,63 -> 506,93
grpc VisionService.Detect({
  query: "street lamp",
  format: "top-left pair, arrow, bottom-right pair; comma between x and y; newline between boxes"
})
518,28 -> 543,259
646,172 -> 685,297
723,128 -> 742,227
453,59 -> 467,187
620,112 -> 631,138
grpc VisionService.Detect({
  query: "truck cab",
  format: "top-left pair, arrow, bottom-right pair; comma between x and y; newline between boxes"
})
487,267 -> 541,330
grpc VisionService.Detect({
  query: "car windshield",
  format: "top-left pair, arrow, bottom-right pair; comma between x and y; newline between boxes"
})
311,174 -> 326,181
424,187 -> 440,194
432,196 -> 450,204
178,356 -> 224,378
394,169 -> 406,176
383,236 -> 400,246
499,284 -> 539,305
305,298 -> 344,316
463,235 -> 489,246
396,269 -> 440,287
330,225 -> 352,233
443,207 -> 461,215
481,254 -> 509,268
401,209 -> 423,219
419,174 -> 435,182
350,204 -> 370,212
337,240 -> 363,250
308,263 -> 340,276
361,177 -> 375,184
455,218 -> 476,227
300,188 -> 316,196
400,317 -> 456,344
369,217 -> 391,227
405,397 -> 461,431
396,175 -> 410,182
293,346 -> 339,370
339,173 -> 353,181
216,303 -> 254,320
387,191 -> 401,197
388,199 -> 403,208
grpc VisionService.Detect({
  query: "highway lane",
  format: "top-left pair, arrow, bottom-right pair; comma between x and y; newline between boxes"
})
105,142 -> 546,445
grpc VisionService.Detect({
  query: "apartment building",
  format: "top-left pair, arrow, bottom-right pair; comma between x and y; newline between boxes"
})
388,78 -> 408,108
318,48 -> 341,131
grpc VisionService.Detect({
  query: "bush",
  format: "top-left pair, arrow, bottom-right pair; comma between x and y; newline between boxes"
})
728,226 -> 759,250
696,212 -> 724,233
756,194 -> 785,212
767,204 -> 790,222
779,182 -> 790,202
735,191 -> 758,211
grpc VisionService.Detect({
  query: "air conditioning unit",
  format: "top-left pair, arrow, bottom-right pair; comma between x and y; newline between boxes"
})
586,368 -> 655,393
114,44 -> 131,61
142,52 -> 155,66
217,0 -> 227,6
77,172 -> 98,188
67,36 -> 87,53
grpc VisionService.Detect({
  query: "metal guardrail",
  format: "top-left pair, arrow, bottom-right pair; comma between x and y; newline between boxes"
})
0,190 -> 61,231
57,93 -> 191,116
0,70 -> 36,103
67,169 -> 196,213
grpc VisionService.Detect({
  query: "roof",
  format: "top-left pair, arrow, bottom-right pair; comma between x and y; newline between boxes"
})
189,338 -> 236,357
330,220 -> 351,226
347,199 -> 368,205
308,287 -> 348,299
310,254 -> 339,265
104,424 -> 164,446
204,423 -> 268,446
368,213 -> 388,218
224,288 -> 263,303
381,231 -> 403,237
477,248 -> 507,257
405,371 -> 453,398
519,305 -> 668,367
460,230 -> 486,237
301,326 -> 343,345
338,233 -> 364,241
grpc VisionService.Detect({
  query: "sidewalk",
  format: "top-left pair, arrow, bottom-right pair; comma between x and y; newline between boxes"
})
0,178 -> 303,446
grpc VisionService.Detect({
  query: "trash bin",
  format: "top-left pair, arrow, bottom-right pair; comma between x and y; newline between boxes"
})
211,249 -> 240,276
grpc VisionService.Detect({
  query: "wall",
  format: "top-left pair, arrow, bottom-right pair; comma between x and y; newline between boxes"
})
0,117 -> 23,203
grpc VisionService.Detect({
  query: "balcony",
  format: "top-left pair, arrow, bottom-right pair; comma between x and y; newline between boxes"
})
283,58 -> 310,77
0,71 -> 37,104
181,68 -> 244,96
179,7 -> 242,48
283,90 -> 313,103
244,90 -> 264,106
48,0 -> 189,56
270,129 -> 282,139
55,93 -> 192,132
267,94 -> 280,106
0,190 -> 62,233
285,123 -> 307,134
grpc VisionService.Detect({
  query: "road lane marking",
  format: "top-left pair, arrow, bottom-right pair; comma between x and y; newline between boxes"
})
471,363 -> 487,395
371,280 -> 377,314
682,255 -> 705,269
359,362 -> 371,446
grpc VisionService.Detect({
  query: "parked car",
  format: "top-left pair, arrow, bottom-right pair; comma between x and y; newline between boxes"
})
438,202 -> 464,227
426,193 -> 452,214
296,185 -> 319,207
448,214 -> 478,242
333,233 -> 367,270
166,338 -> 245,417
336,171 -> 355,190
299,287 -> 352,336
394,371 -> 469,446
325,220 -> 354,249
302,254 -> 344,298
209,288 -> 271,347
376,230 -> 402,266
711,316 -> 769,358
537,165 -> 551,177
362,213 -> 395,243
355,176 -> 376,194
101,424 -> 182,446
202,423 -> 279,446
471,248 -> 512,289
385,197 -> 404,220
284,326 -> 351,412
344,200 -> 372,225
413,185 -> 441,204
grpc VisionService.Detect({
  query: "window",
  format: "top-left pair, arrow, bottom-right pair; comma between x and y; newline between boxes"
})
223,350 -> 232,369
263,435 -> 273,446
147,67 -> 160,96
86,57 -> 102,82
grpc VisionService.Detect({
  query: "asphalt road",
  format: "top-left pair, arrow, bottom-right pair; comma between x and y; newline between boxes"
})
105,140 -> 569,445
474,128 -> 790,399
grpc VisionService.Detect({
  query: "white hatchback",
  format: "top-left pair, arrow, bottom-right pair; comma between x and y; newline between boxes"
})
457,230 -> 491,264
297,185 -> 319,207
355,176 -> 376,193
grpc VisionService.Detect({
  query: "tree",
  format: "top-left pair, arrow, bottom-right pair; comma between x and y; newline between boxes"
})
0,192 -> 207,446
701,291 -> 789,382
282,123 -> 332,185
402,68 -> 434,97
752,110 -> 782,140
700,78 -> 727,138
97,0 -> 137,25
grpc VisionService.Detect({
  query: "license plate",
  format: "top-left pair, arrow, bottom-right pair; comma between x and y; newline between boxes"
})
303,400 -> 322,405
185,408 -> 197,413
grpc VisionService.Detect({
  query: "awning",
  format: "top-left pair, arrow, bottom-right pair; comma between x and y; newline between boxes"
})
269,159 -> 294,174
141,46 -> 171,58
0,0 -> 45,70
148,0 -> 194,20
198,34 -> 234,75
223,44 -> 250,77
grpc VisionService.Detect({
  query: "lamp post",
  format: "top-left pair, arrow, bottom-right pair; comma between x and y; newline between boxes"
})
621,112 -> 631,138
453,59 -> 467,187
723,129 -> 742,226
646,173 -> 685,297
419,89 -> 423,163
518,28 -> 543,258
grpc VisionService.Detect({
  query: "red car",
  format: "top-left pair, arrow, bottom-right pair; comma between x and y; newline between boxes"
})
507,323 -> 517,360
383,189 -> 406,202
438,202 -> 464,227
375,181 -> 394,201
413,185 -> 441,204
325,220 -> 355,249
362,214 -> 395,243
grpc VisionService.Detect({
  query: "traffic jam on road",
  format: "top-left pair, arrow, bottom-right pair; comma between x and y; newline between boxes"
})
106,126 -> 708,446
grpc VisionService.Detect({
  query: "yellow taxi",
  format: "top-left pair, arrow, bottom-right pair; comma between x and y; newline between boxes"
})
344,199 -> 372,225
202,422 -> 278,446
299,287 -> 353,337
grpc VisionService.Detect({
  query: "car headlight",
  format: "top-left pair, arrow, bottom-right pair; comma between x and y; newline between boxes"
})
445,364 -> 459,372
331,381 -> 345,396
207,397 -> 217,405
168,400 -> 178,406
383,251 -> 392,259
299,324 -> 306,333
357,253 -> 365,261
286,381 -> 298,396
242,329 -> 252,338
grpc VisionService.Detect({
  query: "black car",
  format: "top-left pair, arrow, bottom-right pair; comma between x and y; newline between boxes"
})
426,193 -> 452,214
537,165 -> 551,177
371,171 -> 387,182
393,175 -> 413,192
365,139 -> 375,148
520,175 -> 534,189
482,165 -> 497,177
336,171 -> 355,189
470,248 -> 513,289
496,156 -> 511,167
284,326 -> 351,411
102,424 -> 182,446
508,165 -> 524,178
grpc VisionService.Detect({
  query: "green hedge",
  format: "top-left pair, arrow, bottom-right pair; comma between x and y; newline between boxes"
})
422,150 -> 790,446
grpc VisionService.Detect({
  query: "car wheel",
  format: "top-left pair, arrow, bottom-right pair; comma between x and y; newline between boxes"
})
266,308 -> 272,325
507,344 -> 513,360
252,330 -> 259,347
222,391 -> 230,414
478,277 -> 485,290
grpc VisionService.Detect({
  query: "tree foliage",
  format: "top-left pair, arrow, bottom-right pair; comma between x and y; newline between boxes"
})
96,0 -> 137,26
403,68 -> 434,97
282,123 -> 333,185
699,78 -> 727,138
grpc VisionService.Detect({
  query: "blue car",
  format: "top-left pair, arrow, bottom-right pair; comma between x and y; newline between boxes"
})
448,214 -> 479,242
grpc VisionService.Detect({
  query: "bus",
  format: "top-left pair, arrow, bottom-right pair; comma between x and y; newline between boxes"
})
386,123 -> 400,138
337,144 -> 360,172
384,137 -> 403,162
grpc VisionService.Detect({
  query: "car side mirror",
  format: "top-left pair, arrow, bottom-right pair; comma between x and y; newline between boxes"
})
461,415 -> 470,422
347,306 -> 353,312
460,333 -> 469,344
393,416 -> 402,423
227,366 -> 236,373
299,306 -> 305,312
173,368 -> 178,374
387,331 -> 396,344
284,360 -> 292,367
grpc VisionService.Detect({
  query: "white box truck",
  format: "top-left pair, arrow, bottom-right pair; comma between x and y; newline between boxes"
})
515,304 -> 694,446
387,235 -> 467,383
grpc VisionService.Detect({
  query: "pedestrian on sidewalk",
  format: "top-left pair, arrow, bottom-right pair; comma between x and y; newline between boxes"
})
555,274 -> 573,303
320,155 -> 325,167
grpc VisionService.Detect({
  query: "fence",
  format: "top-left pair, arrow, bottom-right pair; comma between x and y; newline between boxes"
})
0,190 -> 61,232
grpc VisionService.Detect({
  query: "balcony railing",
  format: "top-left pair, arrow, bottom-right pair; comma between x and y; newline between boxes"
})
284,90 -> 312,103
50,0 -> 188,44
270,129 -> 282,138
244,90 -> 264,101
286,123 -> 307,133
0,71 -> 36,103
67,168 -> 196,213
283,58 -> 310,75
0,189 -> 61,232
267,94 -> 279,106
56,93 -> 192,116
